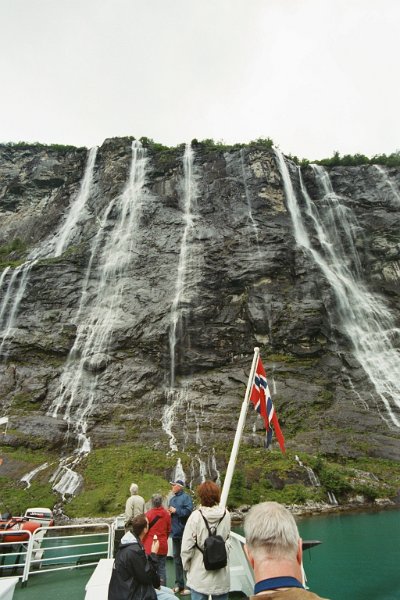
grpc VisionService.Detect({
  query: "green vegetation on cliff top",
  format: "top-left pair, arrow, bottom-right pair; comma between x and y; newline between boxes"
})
2,138 -> 398,168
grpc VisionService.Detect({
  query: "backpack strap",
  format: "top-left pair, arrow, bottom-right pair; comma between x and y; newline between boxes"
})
148,515 -> 161,530
195,509 -> 227,551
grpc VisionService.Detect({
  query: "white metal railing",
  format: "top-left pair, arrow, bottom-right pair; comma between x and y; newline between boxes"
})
0,522 -> 111,585
0,530 -> 33,580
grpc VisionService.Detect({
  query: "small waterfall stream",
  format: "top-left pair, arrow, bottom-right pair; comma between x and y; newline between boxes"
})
20,462 -> 49,489
173,457 -> 187,484
275,149 -> 400,428
0,147 -> 97,361
163,143 -> 199,455
373,165 -> 400,206
0,261 -> 37,358
295,455 -> 320,487
54,147 -> 99,256
240,148 -> 259,243
168,142 -> 198,389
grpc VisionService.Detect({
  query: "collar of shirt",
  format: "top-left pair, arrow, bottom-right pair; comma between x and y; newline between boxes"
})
254,577 -> 304,594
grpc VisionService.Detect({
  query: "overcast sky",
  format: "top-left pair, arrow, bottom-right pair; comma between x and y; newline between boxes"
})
1,0 -> 399,159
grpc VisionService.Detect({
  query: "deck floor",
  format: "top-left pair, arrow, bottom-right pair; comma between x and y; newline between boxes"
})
10,557 -> 247,599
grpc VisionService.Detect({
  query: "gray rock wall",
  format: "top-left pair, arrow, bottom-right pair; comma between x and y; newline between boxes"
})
1,139 -> 400,466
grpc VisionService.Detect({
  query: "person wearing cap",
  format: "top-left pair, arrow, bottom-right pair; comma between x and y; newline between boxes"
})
168,479 -> 193,595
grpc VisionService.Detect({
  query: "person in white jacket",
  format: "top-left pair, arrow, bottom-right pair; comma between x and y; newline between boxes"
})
181,481 -> 231,600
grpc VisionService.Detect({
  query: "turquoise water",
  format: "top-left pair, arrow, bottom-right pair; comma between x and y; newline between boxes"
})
298,509 -> 400,600
8,509 -> 400,600
234,508 -> 400,600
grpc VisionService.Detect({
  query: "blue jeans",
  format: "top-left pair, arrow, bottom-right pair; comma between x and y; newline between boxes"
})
156,585 -> 179,600
172,538 -> 185,589
157,554 -> 167,586
190,591 -> 228,600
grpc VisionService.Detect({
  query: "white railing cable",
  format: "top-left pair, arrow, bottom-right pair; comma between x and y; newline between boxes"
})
0,522 -> 111,585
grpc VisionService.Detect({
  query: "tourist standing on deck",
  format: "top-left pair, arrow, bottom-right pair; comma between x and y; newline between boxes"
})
244,502 -> 329,600
108,514 -> 178,600
143,493 -> 171,586
181,480 -> 231,600
108,514 -> 159,600
168,479 -> 193,595
125,482 -> 145,523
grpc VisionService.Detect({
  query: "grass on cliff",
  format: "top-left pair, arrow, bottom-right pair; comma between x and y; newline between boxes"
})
0,238 -> 28,269
1,441 -> 400,518
0,445 -> 60,514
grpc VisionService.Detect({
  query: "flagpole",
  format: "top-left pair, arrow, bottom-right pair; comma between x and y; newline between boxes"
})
219,347 -> 260,509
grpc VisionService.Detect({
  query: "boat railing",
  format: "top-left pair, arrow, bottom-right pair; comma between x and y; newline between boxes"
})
0,522 -> 112,585
0,530 -> 33,581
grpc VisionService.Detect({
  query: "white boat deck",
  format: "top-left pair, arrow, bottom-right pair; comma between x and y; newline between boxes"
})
0,577 -> 18,600
85,531 -> 253,599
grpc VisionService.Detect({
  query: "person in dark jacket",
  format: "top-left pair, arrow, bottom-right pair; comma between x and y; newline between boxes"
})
108,514 -> 160,600
168,479 -> 193,594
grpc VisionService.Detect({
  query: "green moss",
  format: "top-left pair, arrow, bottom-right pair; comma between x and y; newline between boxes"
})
66,443 -> 179,517
0,477 -> 56,515
0,446 -> 58,514
0,445 -> 54,465
12,392 -> 39,411
0,238 -> 29,268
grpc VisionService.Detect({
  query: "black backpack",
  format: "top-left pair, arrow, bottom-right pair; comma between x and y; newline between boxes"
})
196,509 -> 227,571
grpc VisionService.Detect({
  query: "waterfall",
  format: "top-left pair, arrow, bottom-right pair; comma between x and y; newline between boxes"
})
54,147 -> 98,256
209,448 -> 221,486
240,148 -> 259,243
48,140 -> 147,497
52,466 -> 83,499
0,266 -> 10,291
162,143 -> 199,453
0,147 -> 97,360
275,149 -> 400,427
173,457 -> 186,484
197,456 -> 207,482
168,142 -> 198,389
0,260 -> 37,358
20,462 -> 49,489
327,490 -> 339,505
295,455 -> 320,487
373,165 -> 400,206
162,389 -> 187,452
50,140 -> 146,423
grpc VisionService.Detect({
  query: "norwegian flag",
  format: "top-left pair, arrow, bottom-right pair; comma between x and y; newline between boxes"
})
250,356 -> 285,453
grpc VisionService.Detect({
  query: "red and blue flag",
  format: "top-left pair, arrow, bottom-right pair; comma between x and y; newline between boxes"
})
250,356 -> 285,453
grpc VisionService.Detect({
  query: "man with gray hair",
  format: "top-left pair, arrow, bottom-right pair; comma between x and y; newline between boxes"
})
125,482 -> 145,523
244,502 -> 328,599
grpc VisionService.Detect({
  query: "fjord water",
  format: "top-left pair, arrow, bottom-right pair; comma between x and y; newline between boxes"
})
234,509 -> 400,600
298,509 -> 400,600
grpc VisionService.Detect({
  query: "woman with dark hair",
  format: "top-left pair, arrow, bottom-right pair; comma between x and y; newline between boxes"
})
181,481 -> 231,600
143,493 -> 171,585
108,514 -> 160,600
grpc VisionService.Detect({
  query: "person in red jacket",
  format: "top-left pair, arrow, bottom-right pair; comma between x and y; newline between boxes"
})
143,493 -> 171,586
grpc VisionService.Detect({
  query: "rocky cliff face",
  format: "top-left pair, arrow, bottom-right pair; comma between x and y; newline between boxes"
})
1,138 -> 400,499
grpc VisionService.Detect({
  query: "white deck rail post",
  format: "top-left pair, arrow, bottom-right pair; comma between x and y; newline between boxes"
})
219,347 -> 259,509
22,530 -> 34,585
